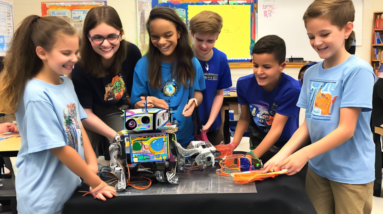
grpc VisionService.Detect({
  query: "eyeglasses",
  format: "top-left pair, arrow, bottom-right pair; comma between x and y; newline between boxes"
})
88,33 -> 120,45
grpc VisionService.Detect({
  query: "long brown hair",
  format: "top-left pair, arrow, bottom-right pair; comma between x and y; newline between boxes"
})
0,15 -> 76,114
303,0 -> 355,50
80,6 -> 127,78
146,7 -> 195,90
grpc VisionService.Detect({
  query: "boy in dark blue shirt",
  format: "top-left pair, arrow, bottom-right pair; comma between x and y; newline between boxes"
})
219,35 -> 301,163
189,11 -> 232,145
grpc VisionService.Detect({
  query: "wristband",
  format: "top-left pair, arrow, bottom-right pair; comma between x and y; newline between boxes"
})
249,151 -> 261,162
190,98 -> 198,107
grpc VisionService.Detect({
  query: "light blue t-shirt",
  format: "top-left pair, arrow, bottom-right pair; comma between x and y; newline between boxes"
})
297,55 -> 376,184
131,56 -> 206,147
15,76 -> 87,214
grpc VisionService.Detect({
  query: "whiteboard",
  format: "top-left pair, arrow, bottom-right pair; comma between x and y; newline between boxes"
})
258,0 -> 363,62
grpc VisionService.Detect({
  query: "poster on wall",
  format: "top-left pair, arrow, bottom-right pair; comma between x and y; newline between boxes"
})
0,0 -> 14,56
41,1 -> 107,34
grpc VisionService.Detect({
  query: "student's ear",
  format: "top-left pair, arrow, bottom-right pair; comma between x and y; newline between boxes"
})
177,31 -> 181,39
344,22 -> 354,40
190,32 -> 194,39
36,46 -> 48,61
279,61 -> 287,71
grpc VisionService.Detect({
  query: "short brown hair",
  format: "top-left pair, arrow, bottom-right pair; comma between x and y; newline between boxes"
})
252,35 -> 286,65
189,11 -> 223,34
303,0 -> 355,50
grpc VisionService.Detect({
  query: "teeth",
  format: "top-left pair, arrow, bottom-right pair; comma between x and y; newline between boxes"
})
161,45 -> 170,50
101,47 -> 113,51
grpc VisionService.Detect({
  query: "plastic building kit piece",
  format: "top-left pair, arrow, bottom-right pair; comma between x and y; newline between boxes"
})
124,108 -> 169,132
214,144 -> 234,159
232,169 -> 288,184
216,154 -> 252,176
109,133 -> 127,191
128,131 -> 169,163
186,141 -> 217,167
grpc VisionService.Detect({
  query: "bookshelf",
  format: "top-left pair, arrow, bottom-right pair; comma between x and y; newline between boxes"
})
371,11 -> 383,75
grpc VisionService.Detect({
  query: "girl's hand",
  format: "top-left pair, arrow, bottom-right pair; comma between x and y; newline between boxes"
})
182,99 -> 196,117
138,96 -> 168,109
262,154 -> 286,173
278,150 -> 310,176
90,181 -> 117,201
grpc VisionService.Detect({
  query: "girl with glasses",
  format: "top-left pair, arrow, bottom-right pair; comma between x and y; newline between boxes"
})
71,6 -> 142,160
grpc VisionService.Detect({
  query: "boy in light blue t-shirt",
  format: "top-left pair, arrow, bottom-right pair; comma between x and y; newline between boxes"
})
264,1 -> 376,213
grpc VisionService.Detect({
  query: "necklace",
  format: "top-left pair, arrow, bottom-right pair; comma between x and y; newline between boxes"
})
205,62 -> 209,71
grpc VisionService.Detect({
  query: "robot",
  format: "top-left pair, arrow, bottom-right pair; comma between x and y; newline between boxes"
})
109,100 -> 219,191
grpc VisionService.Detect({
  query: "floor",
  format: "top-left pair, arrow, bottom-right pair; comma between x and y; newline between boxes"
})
1,113 -> 382,213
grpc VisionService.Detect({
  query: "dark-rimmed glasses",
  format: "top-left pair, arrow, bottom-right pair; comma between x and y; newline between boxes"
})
88,33 -> 120,45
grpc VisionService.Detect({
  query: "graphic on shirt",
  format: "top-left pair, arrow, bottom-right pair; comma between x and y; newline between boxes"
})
64,103 -> 83,151
308,81 -> 338,121
104,75 -> 125,101
162,79 -> 179,97
204,73 -> 218,81
249,101 -> 277,132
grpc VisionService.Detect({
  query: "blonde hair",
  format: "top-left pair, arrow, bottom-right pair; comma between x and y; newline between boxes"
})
0,15 -> 76,114
303,0 -> 355,50
189,11 -> 223,34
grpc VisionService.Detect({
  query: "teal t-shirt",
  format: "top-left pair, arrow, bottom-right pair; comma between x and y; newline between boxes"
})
15,76 -> 87,214
131,56 -> 206,147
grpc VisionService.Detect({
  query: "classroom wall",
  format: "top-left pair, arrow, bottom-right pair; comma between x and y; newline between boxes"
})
13,0 -> 383,85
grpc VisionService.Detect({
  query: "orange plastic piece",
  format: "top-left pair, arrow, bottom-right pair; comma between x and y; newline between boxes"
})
232,170 -> 287,184
214,144 -> 234,159
216,154 -> 251,176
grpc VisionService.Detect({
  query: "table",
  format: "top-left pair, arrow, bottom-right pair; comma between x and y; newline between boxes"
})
62,165 -> 317,214
0,133 -> 20,214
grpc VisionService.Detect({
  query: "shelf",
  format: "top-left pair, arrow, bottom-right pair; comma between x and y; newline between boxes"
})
374,29 -> 383,32
373,44 -> 383,47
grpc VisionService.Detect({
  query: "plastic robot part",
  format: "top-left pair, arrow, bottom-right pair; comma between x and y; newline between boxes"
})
187,141 -> 217,167
214,144 -> 234,159
231,169 -> 288,184
216,154 -> 251,176
109,134 -> 127,191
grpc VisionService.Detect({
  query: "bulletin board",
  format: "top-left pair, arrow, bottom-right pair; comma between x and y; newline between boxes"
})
0,0 -> 14,56
41,1 -> 107,33
137,0 -> 256,62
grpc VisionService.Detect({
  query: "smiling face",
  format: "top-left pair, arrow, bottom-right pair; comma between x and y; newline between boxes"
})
305,18 -> 349,62
191,32 -> 219,60
88,22 -> 123,62
149,18 -> 180,62
252,53 -> 286,91
42,34 -> 79,77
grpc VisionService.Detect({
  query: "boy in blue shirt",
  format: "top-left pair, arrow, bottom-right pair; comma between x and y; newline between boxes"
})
189,11 -> 232,145
219,35 -> 301,163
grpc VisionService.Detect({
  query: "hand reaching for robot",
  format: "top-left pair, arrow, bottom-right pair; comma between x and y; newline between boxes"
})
182,99 -> 196,117
138,96 -> 169,109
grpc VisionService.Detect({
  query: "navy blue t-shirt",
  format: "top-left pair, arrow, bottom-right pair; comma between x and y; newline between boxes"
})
237,73 -> 301,147
198,48 -> 232,131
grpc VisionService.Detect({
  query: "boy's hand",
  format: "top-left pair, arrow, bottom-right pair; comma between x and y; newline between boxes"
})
278,149 -> 310,175
90,181 -> 117,201
245,152 -> 263,169
182,99 -> 196,117
202,124 -> 211,132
